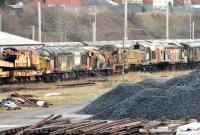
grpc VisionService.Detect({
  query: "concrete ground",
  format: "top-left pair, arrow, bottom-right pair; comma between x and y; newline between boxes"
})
0,100 -> 92,131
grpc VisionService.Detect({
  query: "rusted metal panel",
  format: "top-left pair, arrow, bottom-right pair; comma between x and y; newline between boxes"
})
55,54 -> 67,72
148,44 -> 167,64
39,57 -> 47,72
73,51 -> 86,70
97,45 -> 123,72
97,53 -> 106,69
3,48 -> 40,69
47,59 -> 55,73
0,60 -> 14,68
74,52 -> 81,66
38,47 -> 87,72
30,49 -> 40,69
130,42 -> 152,65
0,52 -> 3,60
85,51 -> 97,71
38,57 -> 55,73
66,53 -> 74,71
189,47 -> 200,62
140,42 -> 183,65
11,70 -> 42,77
0,71 -> 9,78
148,46 -> 158,64
169,48 -> 182,64
54,52 -> 74,72
126,50 -> 145,65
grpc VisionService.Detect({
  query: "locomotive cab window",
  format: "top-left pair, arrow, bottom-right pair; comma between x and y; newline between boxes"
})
164,51 -> 166,60
151,51 -> 156,59
134,45 -> 140,50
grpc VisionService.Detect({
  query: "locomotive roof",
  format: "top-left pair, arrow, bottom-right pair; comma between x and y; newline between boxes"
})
38,46 -> 86,54
182,42 -> 200,48
1,46 -> 38,52
135,41 -> 181,48
44,42 -> 84,47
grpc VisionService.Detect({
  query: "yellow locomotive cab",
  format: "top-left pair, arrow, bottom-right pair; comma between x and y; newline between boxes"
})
126,50 -> 145,65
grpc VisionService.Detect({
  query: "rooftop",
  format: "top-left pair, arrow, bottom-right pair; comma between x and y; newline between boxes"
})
80,0 -> 113,6
0,31 -> 43,46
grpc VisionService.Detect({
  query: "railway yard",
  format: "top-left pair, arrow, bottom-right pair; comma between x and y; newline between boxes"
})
1,32 -> 200,134
0,31 -> 200,84
2,0 -> 200,133
0,70 -> 197,135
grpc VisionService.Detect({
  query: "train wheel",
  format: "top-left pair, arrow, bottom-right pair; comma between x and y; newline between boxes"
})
36,76 -> 42,82
59,74 -> 64,81
71,72 -> 76,79
106,70 -> 112,75
63,73 -> 69,80
15,78 -> 19,84
50,74 -> 57,82
22,77 -> 27,83
0,79 -> 4,85
27,77 -> 31,83
42,76 -> 48,82
18,78 -> 23,83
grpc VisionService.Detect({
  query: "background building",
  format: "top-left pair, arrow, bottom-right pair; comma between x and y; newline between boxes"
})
43,0 -> 81,6
153,0 -> 173,9
143,0 -> 153,5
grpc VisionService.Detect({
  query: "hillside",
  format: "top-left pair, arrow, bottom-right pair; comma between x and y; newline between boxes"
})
1,2 -> 200,41
136,12 -> 200,39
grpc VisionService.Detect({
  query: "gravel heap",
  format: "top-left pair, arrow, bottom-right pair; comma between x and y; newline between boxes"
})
80,70 -> 200,120
79,83 -> 146,114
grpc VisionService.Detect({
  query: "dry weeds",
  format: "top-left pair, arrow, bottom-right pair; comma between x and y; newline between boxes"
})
0,70 -> 191,110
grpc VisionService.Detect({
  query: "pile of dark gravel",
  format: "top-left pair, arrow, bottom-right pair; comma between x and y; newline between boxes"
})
80,70 -> 200,120
79,83 -> 146,114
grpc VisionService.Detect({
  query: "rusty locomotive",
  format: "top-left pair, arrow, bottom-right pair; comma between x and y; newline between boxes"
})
0,40 -> 199,84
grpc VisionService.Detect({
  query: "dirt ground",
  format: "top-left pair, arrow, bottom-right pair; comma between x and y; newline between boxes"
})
0,70 -> 190,106
0,70 -> 191,130
0,70 -> 190,108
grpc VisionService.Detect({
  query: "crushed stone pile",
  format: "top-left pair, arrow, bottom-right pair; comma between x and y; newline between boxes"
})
80,70 -> 200,120
79,83 -> 146,114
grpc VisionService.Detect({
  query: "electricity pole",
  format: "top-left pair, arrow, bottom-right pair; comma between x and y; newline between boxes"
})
38,0 -> 42,42
123,0 -> 128,81
0,14 -> 2,31
31,26 -> 35,40
166,1 -> 169,40
93,6 -> 97,42
190,13 -> 192,39
124,0 -> 128,41
192,21 -> 195,40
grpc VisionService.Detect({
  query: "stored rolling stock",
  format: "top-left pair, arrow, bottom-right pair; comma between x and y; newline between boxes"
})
0,40 -> 200,84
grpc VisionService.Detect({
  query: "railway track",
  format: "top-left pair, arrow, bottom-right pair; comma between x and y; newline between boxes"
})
0,114 -> 146,135
1,114 -> 195,135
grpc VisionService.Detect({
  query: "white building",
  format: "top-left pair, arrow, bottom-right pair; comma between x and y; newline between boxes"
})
122,0 -> 143,4
129,0 -> 143,4
153,0 -> 173,9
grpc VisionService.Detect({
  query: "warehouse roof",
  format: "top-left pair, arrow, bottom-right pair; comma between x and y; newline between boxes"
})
0,31 -> 43,46
44,42 -> 84,47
